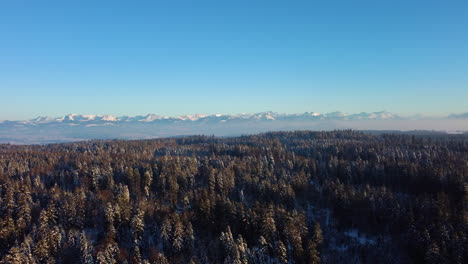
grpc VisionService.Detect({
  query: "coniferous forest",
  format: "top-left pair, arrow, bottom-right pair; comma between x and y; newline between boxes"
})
0,131 -> 466,264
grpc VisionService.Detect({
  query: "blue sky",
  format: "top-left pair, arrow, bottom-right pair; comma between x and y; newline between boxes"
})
1,0 -> 467,120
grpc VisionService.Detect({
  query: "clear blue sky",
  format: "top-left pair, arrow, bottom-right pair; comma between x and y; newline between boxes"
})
1,0 -> 467,120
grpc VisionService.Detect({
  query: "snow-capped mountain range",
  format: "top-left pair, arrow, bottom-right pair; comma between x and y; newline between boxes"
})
4,111 -> 403,125
0,111 -> 466,144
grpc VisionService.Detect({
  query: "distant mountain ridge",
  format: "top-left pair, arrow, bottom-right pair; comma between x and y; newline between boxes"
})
1,111 -> 467,144
3,111 -> 404,125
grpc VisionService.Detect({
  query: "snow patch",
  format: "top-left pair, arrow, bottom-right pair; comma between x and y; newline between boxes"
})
344,229 -> 376,245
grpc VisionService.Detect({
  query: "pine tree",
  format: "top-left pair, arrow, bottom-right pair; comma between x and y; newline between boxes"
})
18,236 -> 35,264
132,244 -> 142,264
143,169 -> 153,197
16,185 -> 32,235
152,252 -> 169,264
307,241 -> 320,264
425,242 -> 443,264
209,169 -> 216,194
185,222 -> 195,251
1,246 -> 22,264
236,235 -> 249,264
131,208 -> 145,242
80,232 -> 94,264
117,184 -> 131,223
313,222 -> 323,246
160,218 -> 172,252
96,242 -> 118,264
275,241 -> 288,264
172,219 -> 184,253
49,226 -> 63,257
35,211 -> 50,262
260,212 -> 276,241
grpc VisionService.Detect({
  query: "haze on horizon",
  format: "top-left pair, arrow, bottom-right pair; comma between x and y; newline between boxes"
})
1,0 -> 468,121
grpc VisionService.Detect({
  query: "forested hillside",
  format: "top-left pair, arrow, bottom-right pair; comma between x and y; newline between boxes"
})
0,131 -> 466,263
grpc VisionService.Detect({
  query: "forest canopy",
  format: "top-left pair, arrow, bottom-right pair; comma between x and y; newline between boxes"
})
0,131 -> 466,263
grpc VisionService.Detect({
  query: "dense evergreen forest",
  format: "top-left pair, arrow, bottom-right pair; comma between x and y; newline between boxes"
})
0,131 -> 466,264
